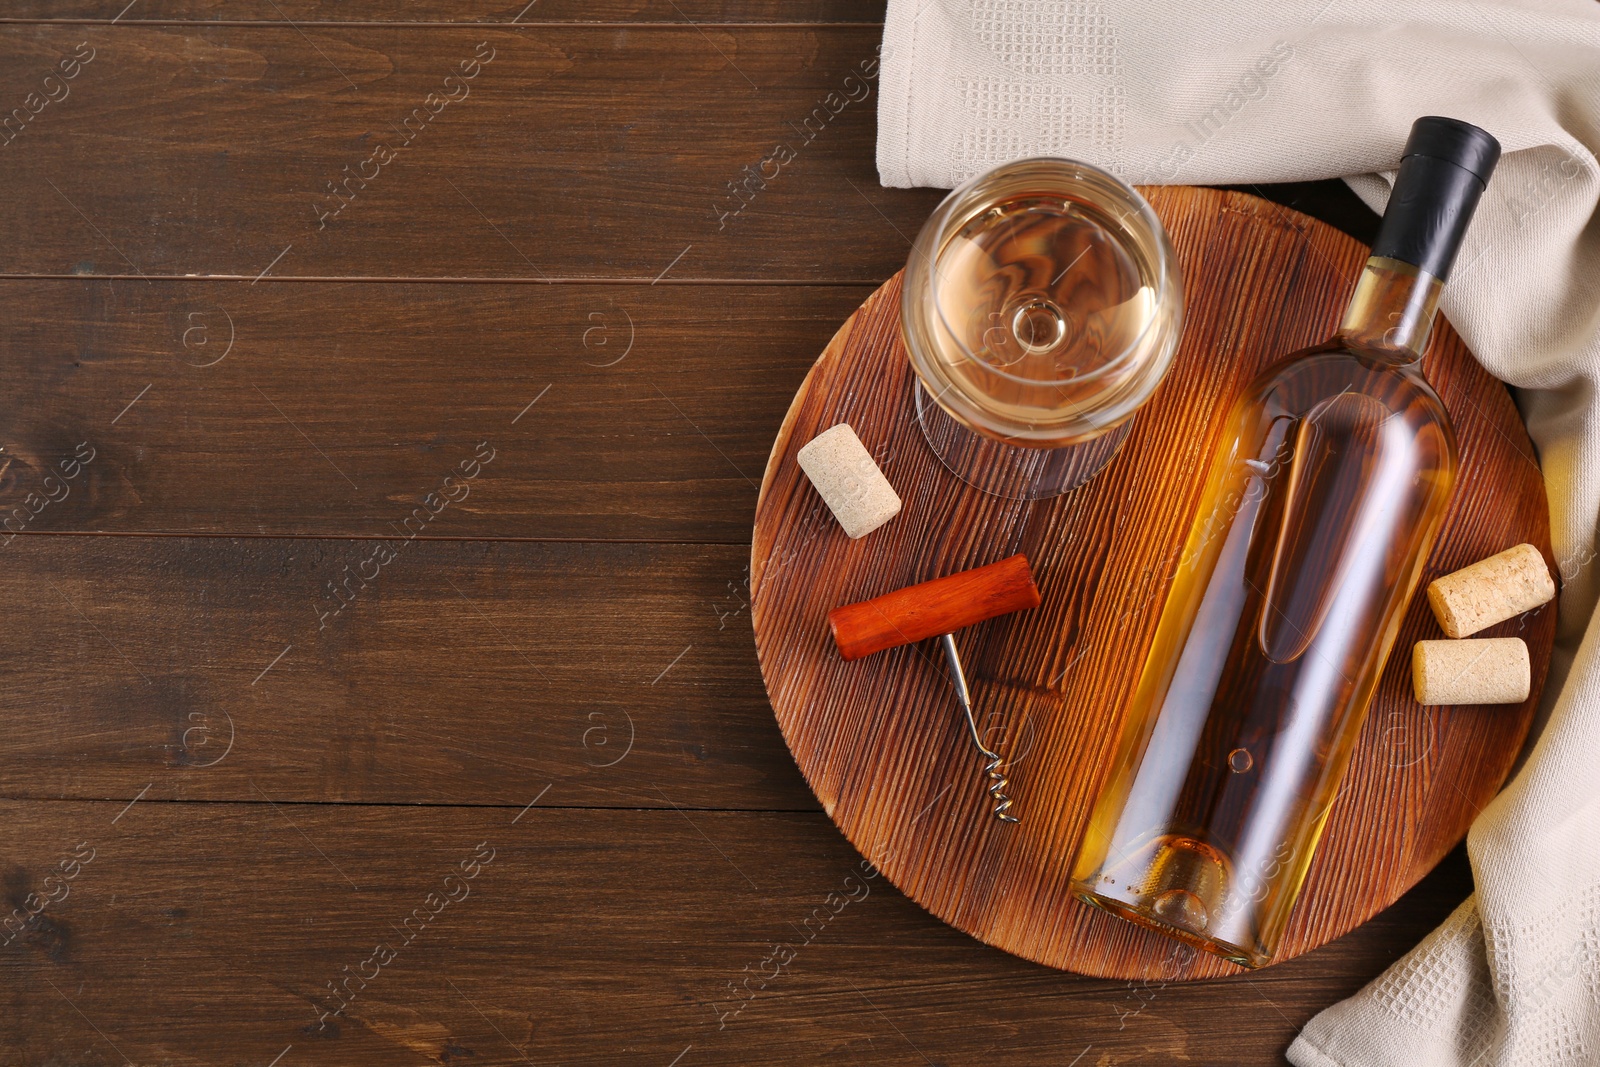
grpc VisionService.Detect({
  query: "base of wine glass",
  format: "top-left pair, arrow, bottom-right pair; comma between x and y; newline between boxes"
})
914,381 -> 1133,500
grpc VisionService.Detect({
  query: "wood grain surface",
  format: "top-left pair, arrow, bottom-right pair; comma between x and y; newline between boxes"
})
0,6 -> 1535,1063
0,537 -> 813,809
0,281 -> 854,541
0,23 -> 939,281
0,800 -> 1472,1066
0,1 -> 888,22
751,186 -> 1554,981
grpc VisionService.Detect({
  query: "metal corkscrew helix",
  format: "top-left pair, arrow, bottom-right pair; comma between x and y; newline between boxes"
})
828,554 -> 1041,825
939,632 -> 1018,822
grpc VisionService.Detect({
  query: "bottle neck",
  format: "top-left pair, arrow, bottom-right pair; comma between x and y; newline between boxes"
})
1335,256 -> 1443,364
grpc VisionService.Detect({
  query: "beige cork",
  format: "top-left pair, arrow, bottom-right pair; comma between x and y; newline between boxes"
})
1412,638 -> 1530,705
796,424 -> 902,540
1426,543 -> 1555,639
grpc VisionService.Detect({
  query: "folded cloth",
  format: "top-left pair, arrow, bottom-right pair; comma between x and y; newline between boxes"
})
878,2 -> 1600,1064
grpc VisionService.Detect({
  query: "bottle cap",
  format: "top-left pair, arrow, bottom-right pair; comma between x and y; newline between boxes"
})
1370,117 -> 1501,281
1401,116 -> 1501,185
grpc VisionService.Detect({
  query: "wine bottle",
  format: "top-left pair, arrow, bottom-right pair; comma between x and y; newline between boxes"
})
1069,117 -> 1501,967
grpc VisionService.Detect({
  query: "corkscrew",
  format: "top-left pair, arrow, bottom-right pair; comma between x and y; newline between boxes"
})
939,632 -> 1018,822
828,555 -> 1042,824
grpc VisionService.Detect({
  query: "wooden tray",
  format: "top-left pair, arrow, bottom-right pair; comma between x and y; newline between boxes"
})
749,186 -> 1554,981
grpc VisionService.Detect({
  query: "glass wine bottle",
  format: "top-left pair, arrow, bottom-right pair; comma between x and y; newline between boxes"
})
1069,117 -> 1501,967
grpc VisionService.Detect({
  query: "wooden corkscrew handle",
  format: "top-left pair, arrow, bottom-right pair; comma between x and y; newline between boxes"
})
827,554 -> 1041,661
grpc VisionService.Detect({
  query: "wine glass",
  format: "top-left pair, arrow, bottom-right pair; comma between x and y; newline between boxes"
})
901,158 -> 1184,500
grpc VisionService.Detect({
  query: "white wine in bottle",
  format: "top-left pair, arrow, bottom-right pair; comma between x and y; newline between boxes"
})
1070,117 -> 1501,968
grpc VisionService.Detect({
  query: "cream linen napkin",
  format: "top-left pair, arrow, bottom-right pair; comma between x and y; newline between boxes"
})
877,2 -> 1600,1064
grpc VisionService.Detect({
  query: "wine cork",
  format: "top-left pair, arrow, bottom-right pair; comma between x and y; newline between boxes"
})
796,424 -> 902,540
1427,543 -> 1555,639
1412,638 -> 1530,705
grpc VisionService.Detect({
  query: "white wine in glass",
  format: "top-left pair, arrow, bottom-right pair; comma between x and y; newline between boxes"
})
902,159 -> 1184,499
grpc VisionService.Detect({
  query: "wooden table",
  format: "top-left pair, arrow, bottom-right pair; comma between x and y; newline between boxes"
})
0,4 -> 1479,1063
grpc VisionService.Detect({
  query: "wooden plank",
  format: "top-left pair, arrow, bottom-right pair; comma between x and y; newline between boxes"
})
0,536 -> 815,810
0,798 -> 1471,1064
0,1 -> 887,23
0,280 -> 867,541
0,25 -> 940,281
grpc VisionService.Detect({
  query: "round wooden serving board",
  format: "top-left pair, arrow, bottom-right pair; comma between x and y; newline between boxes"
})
750,186 -> 1555,981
